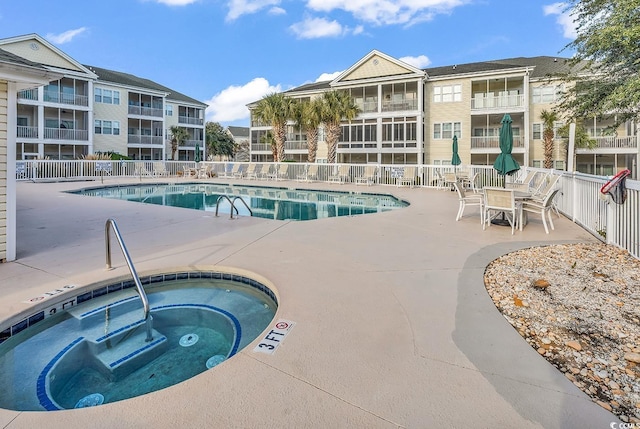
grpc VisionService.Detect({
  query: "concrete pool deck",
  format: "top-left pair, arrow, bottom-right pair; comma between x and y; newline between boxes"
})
0,178 -> 617,428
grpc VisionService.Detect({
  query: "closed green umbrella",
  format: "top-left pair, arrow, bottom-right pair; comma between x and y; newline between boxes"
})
493,114 -> 520,185
451,135 -> 461,172
195,144 -> 201,163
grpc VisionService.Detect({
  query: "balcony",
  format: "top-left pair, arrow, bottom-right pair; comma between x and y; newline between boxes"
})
471,136 -> 524,149
17,126 -> 38,139
251,143 -> 271,152
471,94 -> 525,111
44,128 -> 89,141
182,139 -> 204,147
178,116 -> 204,126
128,135 -> 164,145
381,99 -> 418,112
285,140 -> 308,151
592,135 -> 638,149
43,90 -> 89,107
356,100 -> 378,113
128,105 -> 164,118
18,89 -> 38,101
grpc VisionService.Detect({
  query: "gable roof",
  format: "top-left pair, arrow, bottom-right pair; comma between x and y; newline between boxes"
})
86,64 -> 207,107
424,56 -> 578,80
332,50 -> 425,85
0,48 -> 45,69
227,126 -> 249,138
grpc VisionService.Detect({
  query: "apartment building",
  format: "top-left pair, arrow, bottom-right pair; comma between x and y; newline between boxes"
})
0,34 -> 206,162
249,50 -> 639,178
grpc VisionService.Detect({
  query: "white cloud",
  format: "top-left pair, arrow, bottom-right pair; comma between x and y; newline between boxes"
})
269,6 -> 286,15
289,17 -> 345,39
399,54 -> 431,68
205,78 -> 282,123
305,0 -> 467,26
45,27 -> 87,44
227,0 -> 281,21
316,71 -> 343,82
543,2 -> 577,39
154,0 -> 198,5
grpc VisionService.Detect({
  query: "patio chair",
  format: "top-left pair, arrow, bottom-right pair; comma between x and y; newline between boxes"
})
531,174 -> 561,216
469,172 -> 482,193
354,165 -> 377,186
443,172 -> 457,190
454,181 -> 484,223
521,189 -> 560,234
198,164 -> 212,179
507,170 -> 537,191
483,187 -> 518,234
259,164 -> 275,180
182,165 -> 197,178
434,170 -> 446,189
220,163 -> 241,179
396,166 -> 417,187
328,164 -> 351,184
297,164 -> 319,182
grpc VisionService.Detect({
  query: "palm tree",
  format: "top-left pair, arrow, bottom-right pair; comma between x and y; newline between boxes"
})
292,98 -> 323,163
321,90 -> 361,164
540,109 -> 559,169
252,93 -> 295,162
260,131 -> 276,160
169,126 -> 189,160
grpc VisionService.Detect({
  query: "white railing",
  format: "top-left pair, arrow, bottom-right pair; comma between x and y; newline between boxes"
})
591,135 -> 638,149
381,99 -> 418,112
128,135 -> 164,145
17,126 -> 38,139
14,160 -> 639,259
128,106 -> 164,117
43,91 -> 89,107
43,128 -> 89,141
471,136 -> 525,149
18,89 -> 38,101
178,116 -> 204,126
471,94 -> 525,110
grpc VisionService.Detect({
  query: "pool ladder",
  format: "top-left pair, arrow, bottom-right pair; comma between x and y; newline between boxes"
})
215,195 -> 253,219
105,218 -> 153,342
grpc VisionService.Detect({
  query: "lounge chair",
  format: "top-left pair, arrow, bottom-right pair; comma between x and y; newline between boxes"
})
354,165 -> 377,186
328,165 -> 351,184
134,162 -> 152,177
244,163 -> 259,180
220,163 -> 241,179
152,162 -> 168,177
268,163 -> 289,181
396,166 -> 417,187
259,164 -> 274,180
197,164 -> 211,178
297,164 -> 319,182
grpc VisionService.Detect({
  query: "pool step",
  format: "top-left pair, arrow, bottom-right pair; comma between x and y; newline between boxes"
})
90,326 -> 168,380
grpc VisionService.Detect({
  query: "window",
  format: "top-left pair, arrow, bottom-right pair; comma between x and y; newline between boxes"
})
533,86 -> 561,103
433,122 -> 461,139
433,85 -> 461,102
94,88 -> 120,105
533,123 -> 542,139
554,160 -> 565,170
166,104 -> 173,116
95,120 -> 120,135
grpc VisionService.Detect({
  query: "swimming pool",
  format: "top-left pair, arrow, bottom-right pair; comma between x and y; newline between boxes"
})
0,271 -> 277,411
70,183 -> 408,221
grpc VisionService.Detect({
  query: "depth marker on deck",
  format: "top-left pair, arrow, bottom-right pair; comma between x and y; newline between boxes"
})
253,319 -> 295,355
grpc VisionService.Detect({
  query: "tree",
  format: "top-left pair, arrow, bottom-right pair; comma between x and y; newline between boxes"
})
261,131 -> 277,160
558,0 -> 640,127
320,90 -> 361,164
252,93 -> 295,162
291,98 -> 323,163
169,126 -> 189,160
205,122 -> 236,160
540,109 -> 559,169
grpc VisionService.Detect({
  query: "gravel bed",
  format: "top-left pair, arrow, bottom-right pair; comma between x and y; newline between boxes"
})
484,242 -> 640,422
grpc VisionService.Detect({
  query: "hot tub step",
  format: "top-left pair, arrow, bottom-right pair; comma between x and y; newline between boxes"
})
94,328 -> 168,380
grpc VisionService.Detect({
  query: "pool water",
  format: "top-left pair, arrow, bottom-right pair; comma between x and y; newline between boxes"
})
70,183 -> 408,221
0,276 -> 277,411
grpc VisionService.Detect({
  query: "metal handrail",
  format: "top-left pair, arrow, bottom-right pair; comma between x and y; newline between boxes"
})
215,195 -> 240,219
105,218 -> 153,342
232,196 -> 253,217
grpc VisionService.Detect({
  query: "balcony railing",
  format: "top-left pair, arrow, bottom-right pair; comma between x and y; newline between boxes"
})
182,139 -> 203,147
128,135 -> 164,145
44,128 -> 89,141
251,143 -> 271,152
18,89 -> 38,101
471,94 -> 525,110
356,100 -> 378,113
43,91 -> 89,107
128,106 -> 164,117
284,141 -> 308,150
591,135 -> 638,149
381,99 -> 418,112
178,116 -> 204,126
471,136 -> 524,149
17,126 -> 38,139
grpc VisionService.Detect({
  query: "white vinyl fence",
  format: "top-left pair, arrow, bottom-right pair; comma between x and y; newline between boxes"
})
15,160 -> 639,259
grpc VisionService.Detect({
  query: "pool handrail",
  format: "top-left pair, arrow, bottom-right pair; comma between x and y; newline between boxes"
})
232,196 -> 253,217
215,195 -> 240,219
105,218 -> 153,342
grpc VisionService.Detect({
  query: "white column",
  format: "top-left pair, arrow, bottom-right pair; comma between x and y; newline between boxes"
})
523,71 -> 530,167
6,82 -> 17,261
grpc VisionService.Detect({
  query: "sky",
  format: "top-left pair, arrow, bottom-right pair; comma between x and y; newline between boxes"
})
0,0 -> 577,128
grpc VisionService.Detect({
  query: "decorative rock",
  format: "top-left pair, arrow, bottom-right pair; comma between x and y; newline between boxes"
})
596,401 -> 612,412
625,353 -> 640,364
533,279 -> 550,289
566,341 -> 582,351
537,347 -> 546,355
